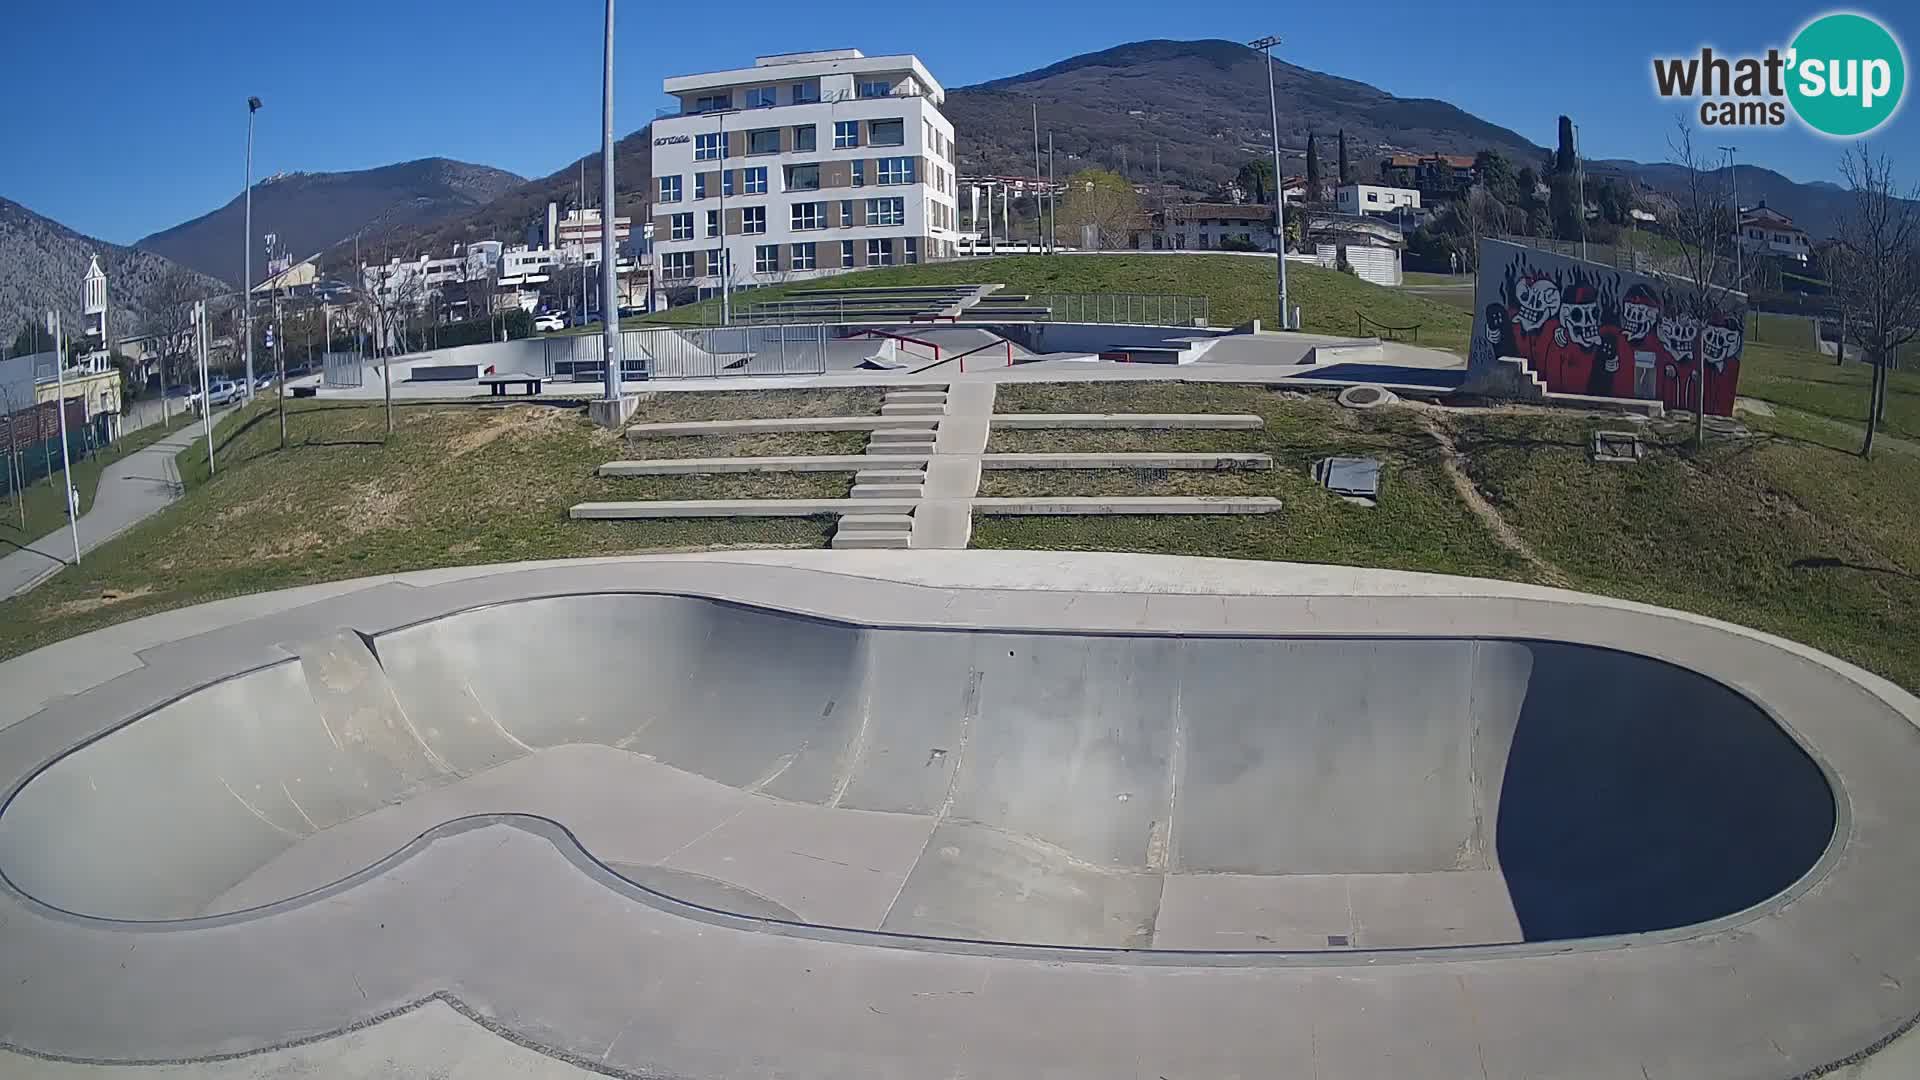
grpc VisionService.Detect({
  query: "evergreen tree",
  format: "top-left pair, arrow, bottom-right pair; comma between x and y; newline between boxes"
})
1305,131 -> 1321,200
1337,129 -> 1351,185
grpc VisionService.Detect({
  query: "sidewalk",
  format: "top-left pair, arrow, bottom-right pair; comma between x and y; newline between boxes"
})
0,413 -> 224,598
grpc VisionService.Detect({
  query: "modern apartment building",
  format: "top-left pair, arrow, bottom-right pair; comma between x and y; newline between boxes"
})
650,49 -> 959,297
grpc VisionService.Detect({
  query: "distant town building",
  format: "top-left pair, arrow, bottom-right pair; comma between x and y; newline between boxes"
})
1737,201 -> 1812,264
1336,183 -> 1422,218
650,49 -> 960,298
1377,153 -> 1477,199
1131,203 -> 1278,251
1304,211 -> 1405,287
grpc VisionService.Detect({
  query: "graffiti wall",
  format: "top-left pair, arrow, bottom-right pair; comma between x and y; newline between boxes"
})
1469,239 -> 1746,415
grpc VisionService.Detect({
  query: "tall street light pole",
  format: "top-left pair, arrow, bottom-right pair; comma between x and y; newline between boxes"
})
599,0 -> 622,402
1719,145 -> 1742,293
244,96 -> 261,398
1250,35 -> 1289,329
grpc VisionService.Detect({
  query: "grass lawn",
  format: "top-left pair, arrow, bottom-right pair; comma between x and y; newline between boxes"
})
0,399 -> 842,662
637,255 -> 1474,357
975,386 -> 1531,583
0,410 -> 199,550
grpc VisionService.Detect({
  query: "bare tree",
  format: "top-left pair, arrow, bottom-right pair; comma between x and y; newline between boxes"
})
1059,169 -> 1144,250
138,265 -> 213,423
1449,185 -> 1503,272
1833,146 -> 1920,458
1662,119 -> 1744,448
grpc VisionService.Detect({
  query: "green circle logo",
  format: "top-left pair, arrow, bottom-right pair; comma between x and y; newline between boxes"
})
1788,13 -> 1906,136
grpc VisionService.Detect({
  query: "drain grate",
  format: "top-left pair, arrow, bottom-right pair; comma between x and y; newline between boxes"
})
1312,456 -> 1381,502
1327,934 -> 1351,947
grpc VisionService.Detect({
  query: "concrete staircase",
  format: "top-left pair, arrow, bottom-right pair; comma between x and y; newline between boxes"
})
831,387 -> 947,549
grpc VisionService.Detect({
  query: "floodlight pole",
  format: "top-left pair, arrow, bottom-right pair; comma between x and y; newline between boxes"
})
1251,35 -> 1289,329
600,0 -> 622,399
243,96 -> 261,397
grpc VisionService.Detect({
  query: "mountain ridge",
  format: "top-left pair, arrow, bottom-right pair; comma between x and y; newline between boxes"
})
0,196 -> 222,347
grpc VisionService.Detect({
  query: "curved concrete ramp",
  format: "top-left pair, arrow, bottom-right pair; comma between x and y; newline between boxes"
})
0,594 -> 1832,951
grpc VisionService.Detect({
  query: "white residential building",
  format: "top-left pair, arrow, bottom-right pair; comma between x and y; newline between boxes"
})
649,49 -> 960,297
1335,184 -> 1421,217
1738,201 -> 1812,264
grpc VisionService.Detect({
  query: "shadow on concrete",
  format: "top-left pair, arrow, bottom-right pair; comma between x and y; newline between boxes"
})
1495,642 -> 1835,941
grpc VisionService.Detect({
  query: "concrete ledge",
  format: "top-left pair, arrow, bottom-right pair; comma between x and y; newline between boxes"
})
626,416 -> 926,437
972,496 -> 1283,515
587,395 -> 640,429
981,453 -> 1272,470
834,513 -> 915,531
570,498 -> 919,519
1543,391 -> 1668,417
990,413 -> 1264,430
598,455 -> 925,476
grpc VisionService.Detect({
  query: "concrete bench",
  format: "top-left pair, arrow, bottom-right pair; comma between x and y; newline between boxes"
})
479,373 -> 544,397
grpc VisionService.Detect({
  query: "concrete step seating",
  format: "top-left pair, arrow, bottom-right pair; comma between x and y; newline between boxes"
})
831,511 -> 916,550
880,403 -> 945,417
870,427 -> 939,445
883,390 -> 949,406
849,483 -> 924,499
854,469 -> 927,485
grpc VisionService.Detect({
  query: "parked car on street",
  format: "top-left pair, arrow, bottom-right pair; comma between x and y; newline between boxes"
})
533,312 -> 567,332
200,380 -> 242,410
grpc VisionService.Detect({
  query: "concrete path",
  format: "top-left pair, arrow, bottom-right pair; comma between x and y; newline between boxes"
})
0,414 -> 223,598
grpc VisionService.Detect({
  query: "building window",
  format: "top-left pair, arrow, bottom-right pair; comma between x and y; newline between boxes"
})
695,173 -> 707,199
833,120 -> 859,149
906,237 -> 919,264
841,240 -> 856,268
669,213 -> 693,241
747,128 -> 780,155
793,124 -> 816,152
878,157 -> 914,185
755,244 -> 779,273
743,167 -> 768,195
1367,192 -> 1379,203
791,242 -> 815,270
746,87 -> 777,109
869,118 -> 905,147
867,238 -> 893,265
695,132 -> 721,161
852,160 -> 864,187
741,206 -> 766,234
722,170 -> 734,197
710,248 -> 726,277
785,163 -> 820,191
792,202 -> 825,230
867,197 -> 904,226
706,210 -> 720,237
658,175 -> 682,203
858,79 -> 892,98
791,81 -> 819,105
661,252 -> 694,279
840,200 -> 854,226
693,93 -> 731,113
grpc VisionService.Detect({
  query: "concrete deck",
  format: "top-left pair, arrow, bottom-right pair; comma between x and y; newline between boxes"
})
0,551 -> 1912,1079
971,496 -> 1284,514
570,498 -> 918,518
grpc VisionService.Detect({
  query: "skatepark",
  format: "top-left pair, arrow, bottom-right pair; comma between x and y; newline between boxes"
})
1,551 -> 1917,1078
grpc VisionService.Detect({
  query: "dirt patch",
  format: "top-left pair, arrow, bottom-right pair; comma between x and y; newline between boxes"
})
47,585 -> 155,617
342,481 -> 407,534
447,405 -> 578,457
1422,414 -> 1572,588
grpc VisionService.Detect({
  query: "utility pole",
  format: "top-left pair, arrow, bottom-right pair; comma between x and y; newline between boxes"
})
599,0 -> 622,400
49,311 -> 80,565
1046,132 -> 1055,252
195,301 -> 214,475
1250,35 -> 1290,329
1720,145 -> 1743,291
719,110 -> 730,325
1033,103 -> 1042,252
1575,122 -> 1588,263
243,96 -> 261,397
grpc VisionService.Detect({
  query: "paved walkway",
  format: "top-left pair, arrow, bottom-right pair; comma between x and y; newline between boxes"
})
0,414 -> 222,598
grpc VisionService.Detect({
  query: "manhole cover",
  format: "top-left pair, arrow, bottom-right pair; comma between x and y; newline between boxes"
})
1313,456 -> 1381,501
1337,385 -> 1398,410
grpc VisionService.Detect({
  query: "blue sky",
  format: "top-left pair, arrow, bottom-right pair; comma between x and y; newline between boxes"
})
6,0 -> 1914,244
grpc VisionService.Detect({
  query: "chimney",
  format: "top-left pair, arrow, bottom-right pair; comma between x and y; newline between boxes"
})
547,202 -> 559,248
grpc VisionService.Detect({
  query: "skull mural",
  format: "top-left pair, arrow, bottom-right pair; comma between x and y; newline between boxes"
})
1657,312 -> 1700,359
1515,275 -> 1561,332
1483,304 -> 1507,350
1701,315 -> 1743,370
1559,285 -> 1602,349
1621,284 -> 1661,342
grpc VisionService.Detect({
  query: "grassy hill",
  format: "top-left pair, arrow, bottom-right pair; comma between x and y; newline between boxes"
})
638,255 -> 1474,356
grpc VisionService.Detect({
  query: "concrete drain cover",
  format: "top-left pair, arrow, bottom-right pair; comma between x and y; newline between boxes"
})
1313,456 -> 1381,504
1338,385 -> 1398,410
1591,430 -> 1645,463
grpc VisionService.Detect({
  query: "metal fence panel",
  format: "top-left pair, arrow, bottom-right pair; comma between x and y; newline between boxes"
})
1031,293 -> 1209,327
544,326 -> 829,380
321,351 -> 365,388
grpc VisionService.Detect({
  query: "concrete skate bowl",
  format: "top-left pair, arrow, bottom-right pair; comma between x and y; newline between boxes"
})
0,594 -> 1836,954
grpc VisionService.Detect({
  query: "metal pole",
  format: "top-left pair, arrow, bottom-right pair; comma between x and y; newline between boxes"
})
50,311 -> 80,564
1252,36 -> 1289,329
196,302 -> 214,475
719,110 -> 730,325
243,97 -> 260,397
600,0 -> 622,400
1720,145 -> 1742,291
1033,104 -> 1042,252
1576,122 -> 1587,263
1046,132 -> 1055,252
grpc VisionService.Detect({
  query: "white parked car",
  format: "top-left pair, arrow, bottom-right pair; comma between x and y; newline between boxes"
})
533,313 -> 567,332
200,380 -> 243,410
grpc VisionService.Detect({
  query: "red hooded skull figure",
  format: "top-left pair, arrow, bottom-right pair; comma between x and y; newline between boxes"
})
1620,284 -> 1663,399
1656,311 -> 1702,411
1699,313 -> 1745,416
1509,273 -> 1562,378
1549,283 -> 1602,394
